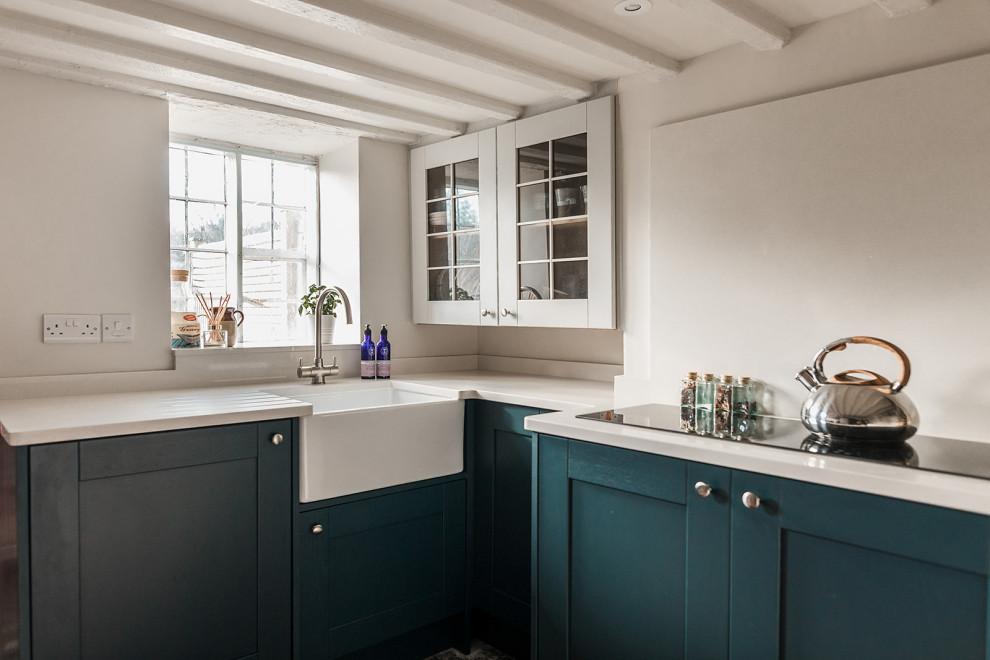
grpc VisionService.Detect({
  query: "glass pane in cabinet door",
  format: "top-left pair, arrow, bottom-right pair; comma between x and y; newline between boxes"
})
429,269 -> 452,301
518,223 -> 549,262
428,200 -> 451,234
518,142 -> 549,183
518,183 -> 549,223
552,176 -> 587,218
455,195 -> 479,230
455,232 -> 479,265
187,202 -> 226,248
454,267 -> 480,300
553,260 -> 588,299
427,165 -> 451,200
454,159 -> 479,194
552,219 -> 587,259
429,235 -> 451,268
519,262 -> 550,300
553,134 -> 587,177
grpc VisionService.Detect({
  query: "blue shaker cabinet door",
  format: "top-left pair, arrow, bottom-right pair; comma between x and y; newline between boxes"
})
29,420 -> 293,660
536,436 -> 690,660
471,399 -> 543,659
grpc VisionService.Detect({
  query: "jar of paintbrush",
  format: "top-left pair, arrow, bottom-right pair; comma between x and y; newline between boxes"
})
196,293 -> 232,349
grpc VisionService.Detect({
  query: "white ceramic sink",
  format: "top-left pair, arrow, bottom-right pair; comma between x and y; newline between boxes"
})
263,383 -> 464,503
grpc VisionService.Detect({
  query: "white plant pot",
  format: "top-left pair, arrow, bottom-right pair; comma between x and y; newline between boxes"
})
319,314 -> 336,345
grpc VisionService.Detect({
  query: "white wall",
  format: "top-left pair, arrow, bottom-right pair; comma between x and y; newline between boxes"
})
614,0 -> 990,441
322,139 -> 479,362
0,68 -> 171,378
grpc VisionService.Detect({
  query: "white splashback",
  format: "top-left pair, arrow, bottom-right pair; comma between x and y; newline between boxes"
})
644,53 -> 990,441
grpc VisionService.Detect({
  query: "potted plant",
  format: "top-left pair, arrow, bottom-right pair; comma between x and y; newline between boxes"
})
299,284 -> 341,345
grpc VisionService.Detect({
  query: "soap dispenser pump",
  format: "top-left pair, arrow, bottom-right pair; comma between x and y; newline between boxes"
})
375,325 -> 391,379
360,324 -> 376,379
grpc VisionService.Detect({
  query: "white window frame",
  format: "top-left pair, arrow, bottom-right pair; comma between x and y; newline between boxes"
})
169,138 -> 320,345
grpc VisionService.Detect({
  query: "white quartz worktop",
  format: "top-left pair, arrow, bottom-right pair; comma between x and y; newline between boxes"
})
525,411 -> 990,516
0,371 -> 613,447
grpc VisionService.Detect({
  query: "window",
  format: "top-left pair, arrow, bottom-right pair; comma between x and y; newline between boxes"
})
169,142 -> 319,344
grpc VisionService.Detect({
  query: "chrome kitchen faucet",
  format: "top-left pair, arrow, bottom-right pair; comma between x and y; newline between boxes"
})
297,286 -> 353,384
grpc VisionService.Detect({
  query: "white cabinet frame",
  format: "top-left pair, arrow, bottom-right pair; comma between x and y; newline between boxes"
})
496,97 -> 615,328
410,129 -> 498,325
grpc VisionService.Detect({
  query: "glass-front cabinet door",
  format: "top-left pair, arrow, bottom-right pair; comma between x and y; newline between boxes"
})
410,129 -> 498,325
496,96 -> 615,328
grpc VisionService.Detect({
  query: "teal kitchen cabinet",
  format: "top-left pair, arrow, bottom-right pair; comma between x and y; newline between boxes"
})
536,434 -> 990,659
295,479 -> 468,660
470,400 -> 546,659
27,419 -> 292,660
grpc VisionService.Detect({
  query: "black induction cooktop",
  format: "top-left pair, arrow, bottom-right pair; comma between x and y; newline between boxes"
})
576,404 -> 990,481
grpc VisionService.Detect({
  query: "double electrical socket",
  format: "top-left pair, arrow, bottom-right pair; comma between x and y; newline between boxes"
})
43,314 -> 133,343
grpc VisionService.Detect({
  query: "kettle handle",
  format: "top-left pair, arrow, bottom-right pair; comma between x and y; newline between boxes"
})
812,336 -> 911,392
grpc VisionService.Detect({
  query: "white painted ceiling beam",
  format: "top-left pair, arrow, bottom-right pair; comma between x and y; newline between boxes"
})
0,49 -> 420,143
0,10 -> 465,136
446,0 -> 679,80
873,0 -> 935,17
40,0 -> 522,120
244,0 -> 597,100
667,0 -> 791,50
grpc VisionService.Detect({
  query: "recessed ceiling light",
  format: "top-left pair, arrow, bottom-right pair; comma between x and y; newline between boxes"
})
614,0 -> 652,16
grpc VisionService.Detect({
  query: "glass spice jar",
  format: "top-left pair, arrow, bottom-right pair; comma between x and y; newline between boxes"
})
680,371 -> 698,432
696,373 -> 715,435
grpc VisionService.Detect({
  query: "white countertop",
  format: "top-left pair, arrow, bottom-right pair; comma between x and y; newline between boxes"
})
525,411 -> 990,516
0,371 -> 613,446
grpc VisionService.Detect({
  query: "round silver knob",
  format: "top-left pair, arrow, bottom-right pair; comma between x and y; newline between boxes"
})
271,433 -> 283,446
741,491 -> 762,509
481,309 -> 493,317
500,308 -> 510,317
311,524 -> 323,535
694,481 -> 713,498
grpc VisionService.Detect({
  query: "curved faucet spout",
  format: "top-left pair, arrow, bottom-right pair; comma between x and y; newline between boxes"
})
298,285 -> 353,384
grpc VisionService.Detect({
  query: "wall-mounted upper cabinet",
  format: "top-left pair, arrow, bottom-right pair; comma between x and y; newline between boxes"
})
410,97 -> 615,328
411,128 -> 498,325
497,96 -> 615,329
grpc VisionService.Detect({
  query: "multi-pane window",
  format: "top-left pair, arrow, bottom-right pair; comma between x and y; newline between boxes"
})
169,142 -> 318,344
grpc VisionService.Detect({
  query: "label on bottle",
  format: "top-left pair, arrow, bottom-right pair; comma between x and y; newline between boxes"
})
361,360 -> 376,379
376,360 -> 391,379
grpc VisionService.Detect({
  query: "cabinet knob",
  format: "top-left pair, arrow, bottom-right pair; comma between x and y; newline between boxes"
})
741,491 -> 762,509
271,433 -> 284,446
311,524 -> 323,535
694,481 -> 713,498
481,309 -> 493,317
500,308 -> 512,317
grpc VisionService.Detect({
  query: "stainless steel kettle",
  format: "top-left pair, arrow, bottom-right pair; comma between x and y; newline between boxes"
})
795,336 -> 919,443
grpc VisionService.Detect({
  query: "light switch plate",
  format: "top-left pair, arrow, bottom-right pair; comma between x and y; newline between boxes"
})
43,314 -> 101,343
101,314 -> 134,342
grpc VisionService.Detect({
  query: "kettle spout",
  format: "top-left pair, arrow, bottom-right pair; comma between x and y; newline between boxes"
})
795,367 -> 823,392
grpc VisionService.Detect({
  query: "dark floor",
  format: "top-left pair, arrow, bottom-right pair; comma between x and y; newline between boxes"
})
424,640 -> 515,660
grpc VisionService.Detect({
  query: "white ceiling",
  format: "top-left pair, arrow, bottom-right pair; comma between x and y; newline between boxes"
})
0,0 -> 934,155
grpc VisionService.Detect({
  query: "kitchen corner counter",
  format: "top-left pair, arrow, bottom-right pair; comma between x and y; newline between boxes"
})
525,410 -> 990,516
0,371 -> 613,447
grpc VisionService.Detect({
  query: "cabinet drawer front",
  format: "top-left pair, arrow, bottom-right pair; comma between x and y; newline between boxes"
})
568,440 -> 685,504
782,479 -> 990,574
79,423 -> 259,480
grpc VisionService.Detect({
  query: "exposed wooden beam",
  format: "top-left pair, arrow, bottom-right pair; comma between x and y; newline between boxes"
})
0,49 -> 420,143
447,0 -> 679,80
668,0 -> 791,50
244,0 -> 597,100
0,9 -> 465,136
42,0 -> 521,120
873,0 -> 935,17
